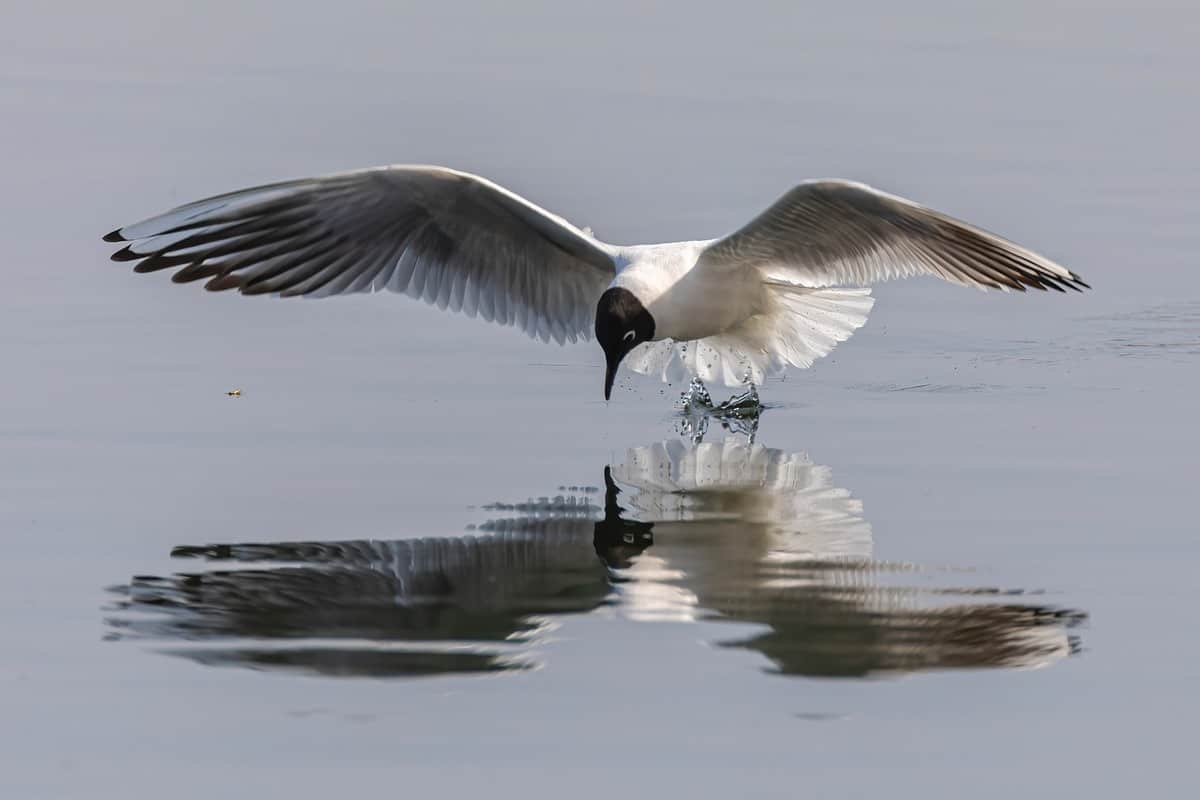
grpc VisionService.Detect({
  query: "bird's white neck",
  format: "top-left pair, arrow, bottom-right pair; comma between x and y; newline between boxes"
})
611,240 -> 752,342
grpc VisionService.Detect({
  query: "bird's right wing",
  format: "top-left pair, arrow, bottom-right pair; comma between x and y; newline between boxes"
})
104,165 -> 618,344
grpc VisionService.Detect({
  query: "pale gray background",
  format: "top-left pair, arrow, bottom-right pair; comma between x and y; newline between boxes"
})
2,2 -> 1198,797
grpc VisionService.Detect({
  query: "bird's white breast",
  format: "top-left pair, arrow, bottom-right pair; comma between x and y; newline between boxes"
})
612,241 -> 763,342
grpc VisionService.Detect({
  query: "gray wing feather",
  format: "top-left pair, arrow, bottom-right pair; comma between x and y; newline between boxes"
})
701,180 -> 1087,292
104,166 -> 617,343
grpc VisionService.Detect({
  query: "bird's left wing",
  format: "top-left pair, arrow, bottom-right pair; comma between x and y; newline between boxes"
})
104,165 -> 617,343
699,180 -> 1087,292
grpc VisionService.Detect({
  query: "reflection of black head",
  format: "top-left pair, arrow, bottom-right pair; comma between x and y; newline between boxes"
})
593,466 -> 654,567
595,288 -> 655,400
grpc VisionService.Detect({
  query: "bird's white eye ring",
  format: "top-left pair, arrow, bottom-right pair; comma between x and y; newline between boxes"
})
623,330 -> 636,343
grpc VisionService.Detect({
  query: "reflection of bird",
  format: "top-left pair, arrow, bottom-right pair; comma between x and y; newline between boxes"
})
107,439 -> 1083,679
104,166 -> 1087,400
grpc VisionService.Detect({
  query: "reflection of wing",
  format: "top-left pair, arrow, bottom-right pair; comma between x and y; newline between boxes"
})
721,584 -> 1082,676
176,533 -> 607,630
166,646 -> 526,679
608,439 -> 1084,675
110,523 -> 611,678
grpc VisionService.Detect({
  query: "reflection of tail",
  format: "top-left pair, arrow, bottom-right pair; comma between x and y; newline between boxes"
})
624,286 -> 873,385
612,439 -> 872,561
723,586 -> 1084,676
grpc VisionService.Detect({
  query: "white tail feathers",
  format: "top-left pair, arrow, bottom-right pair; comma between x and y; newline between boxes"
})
625,286 -> 874,387
762,284 -> 875,370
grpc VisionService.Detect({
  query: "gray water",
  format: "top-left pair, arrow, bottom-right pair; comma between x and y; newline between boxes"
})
3,2 -> 1199,797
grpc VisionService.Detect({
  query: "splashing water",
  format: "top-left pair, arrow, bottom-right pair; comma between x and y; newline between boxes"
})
677,378 -> 763,443
678,376 -> 714,413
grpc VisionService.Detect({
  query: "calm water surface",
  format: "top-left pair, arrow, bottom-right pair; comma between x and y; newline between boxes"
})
2,2 -> 1198,797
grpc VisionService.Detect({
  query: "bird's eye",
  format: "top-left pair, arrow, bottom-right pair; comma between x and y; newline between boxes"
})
623,330 -> 636,343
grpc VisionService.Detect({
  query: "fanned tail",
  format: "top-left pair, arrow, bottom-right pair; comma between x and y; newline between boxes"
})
625,286 -> 874,387
761,284 -> 875,370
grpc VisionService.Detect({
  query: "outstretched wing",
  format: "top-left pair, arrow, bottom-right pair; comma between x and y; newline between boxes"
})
104,165 -> 617,343
700,180 -> 1087,292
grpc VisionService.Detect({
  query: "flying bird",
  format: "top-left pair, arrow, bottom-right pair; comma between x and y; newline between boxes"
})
103,165 -> 1088,399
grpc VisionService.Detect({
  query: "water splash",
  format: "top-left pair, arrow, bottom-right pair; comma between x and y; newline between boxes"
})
677,378 -> 763,443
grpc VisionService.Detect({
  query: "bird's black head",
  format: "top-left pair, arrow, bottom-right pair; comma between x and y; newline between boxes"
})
595,287 -> 655,400
593,466 -> 654,567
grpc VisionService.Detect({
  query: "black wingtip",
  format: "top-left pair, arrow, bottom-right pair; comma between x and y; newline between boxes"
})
110,245 -> 141,263
102,229 -> 126,243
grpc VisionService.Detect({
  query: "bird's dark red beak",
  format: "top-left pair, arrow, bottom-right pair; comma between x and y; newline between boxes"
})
603,354 -> 618,401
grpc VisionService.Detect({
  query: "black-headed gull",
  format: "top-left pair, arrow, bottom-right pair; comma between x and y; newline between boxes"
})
104,165 -> 1087,399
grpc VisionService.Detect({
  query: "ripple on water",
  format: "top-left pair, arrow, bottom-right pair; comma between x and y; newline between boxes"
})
1089,301 -> 1200,360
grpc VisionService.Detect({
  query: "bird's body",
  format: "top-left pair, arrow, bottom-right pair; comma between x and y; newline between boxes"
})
614,240 -> 751,341
104,165 -> 1087,399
